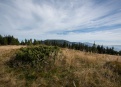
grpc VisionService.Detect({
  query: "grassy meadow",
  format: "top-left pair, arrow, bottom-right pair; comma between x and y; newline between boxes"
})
0,45 -> 121,87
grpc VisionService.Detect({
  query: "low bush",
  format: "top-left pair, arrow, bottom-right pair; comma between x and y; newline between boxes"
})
6,45 -> 60,85
7,45 -> 60,71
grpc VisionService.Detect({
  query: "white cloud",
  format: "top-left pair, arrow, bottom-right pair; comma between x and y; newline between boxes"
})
0,0 -> 121,45
41,28 -> 121,45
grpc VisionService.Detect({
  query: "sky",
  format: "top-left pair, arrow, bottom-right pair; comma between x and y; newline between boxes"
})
0,0 -> 121,45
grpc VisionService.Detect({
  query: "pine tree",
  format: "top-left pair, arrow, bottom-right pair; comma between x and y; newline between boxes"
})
92,41 -> 97,53
0,35 -> 2,45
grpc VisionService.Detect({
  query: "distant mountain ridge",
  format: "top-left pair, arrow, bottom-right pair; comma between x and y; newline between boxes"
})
106,45 -> 121,51
83,42 -> 121,51
44,39 -> 121,51
81,42 -> 121,52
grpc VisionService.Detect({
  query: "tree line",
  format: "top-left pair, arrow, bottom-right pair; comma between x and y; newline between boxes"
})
43,40 -> 121,56
20,39 -> 121,56
0,35 -> 121,55
0,35 -> 19,45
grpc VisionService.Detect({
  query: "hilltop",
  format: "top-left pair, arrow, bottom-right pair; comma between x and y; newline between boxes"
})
0,45 -> 121,87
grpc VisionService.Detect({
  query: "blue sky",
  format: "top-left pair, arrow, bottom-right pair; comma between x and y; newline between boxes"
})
0,0 -> 121,45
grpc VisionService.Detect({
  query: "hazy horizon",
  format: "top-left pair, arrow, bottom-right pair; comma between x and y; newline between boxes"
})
0,0 -> 121,45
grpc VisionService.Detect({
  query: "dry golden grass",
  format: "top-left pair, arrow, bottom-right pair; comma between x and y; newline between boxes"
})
0,45 -> 26,58
59,48 -> 121,87
0,46 -> 121,87
61,48 -> 121,65
0,45 -> 27,87
0,45 -> 26,52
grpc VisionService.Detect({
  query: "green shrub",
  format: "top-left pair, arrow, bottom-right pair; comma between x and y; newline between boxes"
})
7,45 -> 60,71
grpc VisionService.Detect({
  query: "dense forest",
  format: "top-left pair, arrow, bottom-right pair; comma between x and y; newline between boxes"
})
0,35 -> 121,55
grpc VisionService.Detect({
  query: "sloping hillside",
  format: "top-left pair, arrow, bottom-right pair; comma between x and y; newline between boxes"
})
0,45 -> 121,87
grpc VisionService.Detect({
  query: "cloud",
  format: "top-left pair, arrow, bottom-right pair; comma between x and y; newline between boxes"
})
41,28 -> 121,45
0,0 -> 121,45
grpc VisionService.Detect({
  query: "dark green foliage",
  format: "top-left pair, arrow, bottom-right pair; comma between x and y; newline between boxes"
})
92,42 -> 97,53
119,51 -> 121,55
23,39 -> 33,45
7,45 -> 60,70
0,35 -> 2,43
0,35 -> 19,45
7,45 -> 60,83
33,39 -> 39,45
